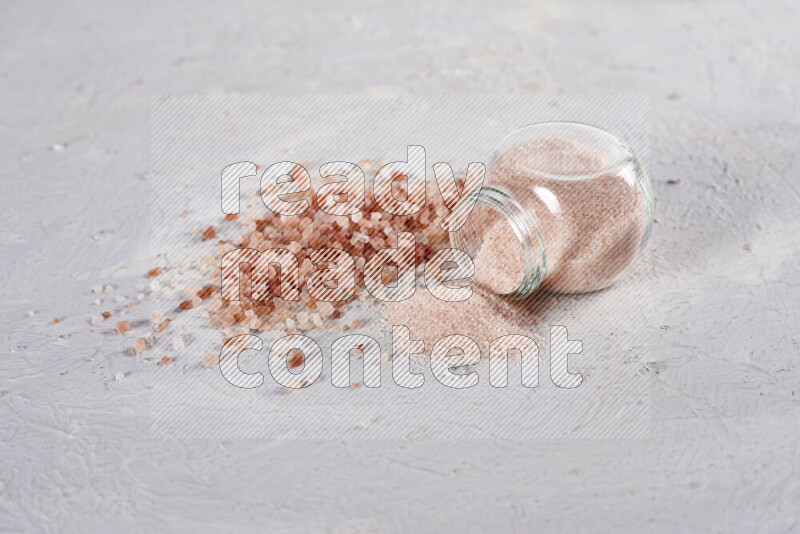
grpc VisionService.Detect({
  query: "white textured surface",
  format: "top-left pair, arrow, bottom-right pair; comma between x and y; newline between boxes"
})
2,1 -> 800,532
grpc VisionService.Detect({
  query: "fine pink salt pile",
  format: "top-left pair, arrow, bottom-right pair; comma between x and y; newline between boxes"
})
382,285 -> 539,360
473,137 -> 646,294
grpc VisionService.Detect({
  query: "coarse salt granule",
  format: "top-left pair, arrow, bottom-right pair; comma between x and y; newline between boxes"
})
115,320 -> 131,333
201,353 -> 219,367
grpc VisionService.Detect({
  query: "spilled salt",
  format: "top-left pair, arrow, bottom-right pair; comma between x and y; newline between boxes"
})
382,285 -> 538,360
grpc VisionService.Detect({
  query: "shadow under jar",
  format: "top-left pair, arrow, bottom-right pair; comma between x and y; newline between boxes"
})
452,122 -> 654,297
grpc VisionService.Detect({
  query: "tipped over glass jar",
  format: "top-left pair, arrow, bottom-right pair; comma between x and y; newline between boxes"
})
452,122 -> 654,297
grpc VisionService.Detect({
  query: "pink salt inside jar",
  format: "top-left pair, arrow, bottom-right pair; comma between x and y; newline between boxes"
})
471,136 -> 648,295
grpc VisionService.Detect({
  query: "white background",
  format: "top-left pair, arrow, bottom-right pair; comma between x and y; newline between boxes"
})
2,1 -> 799,532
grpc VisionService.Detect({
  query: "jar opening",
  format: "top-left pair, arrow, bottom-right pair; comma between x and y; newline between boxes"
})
451,187 -> 545,299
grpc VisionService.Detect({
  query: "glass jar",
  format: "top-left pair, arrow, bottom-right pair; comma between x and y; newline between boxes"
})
452,122 -> 654,297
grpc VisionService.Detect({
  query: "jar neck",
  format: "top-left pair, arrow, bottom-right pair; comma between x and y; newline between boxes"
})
451,186 -> 546,298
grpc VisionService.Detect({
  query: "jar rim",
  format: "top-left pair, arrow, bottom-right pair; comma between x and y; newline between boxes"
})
490,121 -> 637,182
450,186 -> 546,299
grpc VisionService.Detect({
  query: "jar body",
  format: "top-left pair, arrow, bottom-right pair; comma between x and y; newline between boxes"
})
452,122 -> 653,296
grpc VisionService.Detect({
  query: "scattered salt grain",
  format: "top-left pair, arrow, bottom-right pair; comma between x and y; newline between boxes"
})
202,353 -> 219,367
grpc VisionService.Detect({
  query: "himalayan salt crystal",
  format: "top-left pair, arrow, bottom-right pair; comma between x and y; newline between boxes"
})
221,312 -> 236,327
191,295 -> 202,307
103,311 -> 113,318
310,313 -> 323,329
201,226 -> 216,241
133,338 -> 146,354
52,317 -> 60,324
202,353 -> 219,367
115,320 -> 131,333
90,314 -> 103,325
151,310 -> 163,323
114,372 -> 125,381
147,267 -> 163,277
161,356 -> 172,365
172,337 -> 185,351
288,350 -> 304,369
297,311 -> 308,324
179,300 -> 192,311
197,285 -> 214,299
350,319 -> 361,329
317,301 -> 335,318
